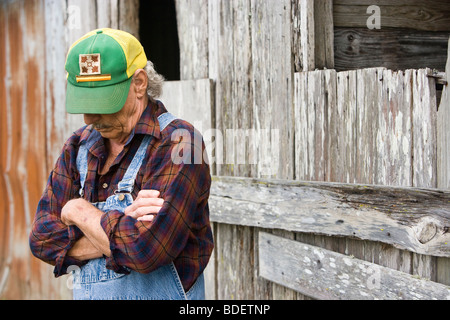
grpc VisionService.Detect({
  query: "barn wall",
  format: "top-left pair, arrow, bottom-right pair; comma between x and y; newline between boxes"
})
174,0 -> 450,299
1,0 -> 449,300
0,0 -> 140,300
0,0 -> 70,300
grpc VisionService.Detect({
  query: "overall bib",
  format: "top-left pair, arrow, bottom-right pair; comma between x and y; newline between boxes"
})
72,113 -> 205,300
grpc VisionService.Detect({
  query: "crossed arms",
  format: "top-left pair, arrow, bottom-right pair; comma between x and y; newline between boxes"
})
61,190 -> 163,261
30,124 -> 212,278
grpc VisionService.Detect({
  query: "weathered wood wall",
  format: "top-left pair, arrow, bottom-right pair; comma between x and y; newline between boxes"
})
0,0 -> 140,300
202,66 -> 450,299
174,0 -> 450,300
2,0 -> 449,300
0,0 -> 58,300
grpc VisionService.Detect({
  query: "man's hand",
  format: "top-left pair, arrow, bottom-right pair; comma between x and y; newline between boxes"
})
124,190 -> 164,222
60,198 -> 111,257
61,198 -> 91,226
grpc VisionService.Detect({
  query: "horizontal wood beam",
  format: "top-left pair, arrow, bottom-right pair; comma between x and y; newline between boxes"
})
209,176 -> 450,257
333,0 -> 450,32
259,232 -> 450,300
334,28 -> 449,72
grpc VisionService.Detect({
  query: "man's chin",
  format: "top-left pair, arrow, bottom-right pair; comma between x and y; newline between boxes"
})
94,127 -> 115,138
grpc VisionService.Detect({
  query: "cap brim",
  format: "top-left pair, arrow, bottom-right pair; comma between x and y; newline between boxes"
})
66,77 -> 132,114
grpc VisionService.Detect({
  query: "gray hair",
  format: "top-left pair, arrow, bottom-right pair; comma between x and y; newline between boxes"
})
144,60 -> 165,101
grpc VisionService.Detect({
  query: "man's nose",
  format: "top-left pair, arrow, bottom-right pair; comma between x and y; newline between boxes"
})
84,114 -> 101,125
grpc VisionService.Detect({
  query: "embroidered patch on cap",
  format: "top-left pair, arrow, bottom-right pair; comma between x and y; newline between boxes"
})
79,54 -> 101,75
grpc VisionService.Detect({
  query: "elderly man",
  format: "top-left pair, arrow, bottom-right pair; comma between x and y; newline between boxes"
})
29,28 -> 213,300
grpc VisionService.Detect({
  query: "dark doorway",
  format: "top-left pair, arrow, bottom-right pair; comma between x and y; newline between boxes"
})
139,0 -> 180,81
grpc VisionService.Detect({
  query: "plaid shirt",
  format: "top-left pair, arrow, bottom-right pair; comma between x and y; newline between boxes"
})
29,100 -> 214,291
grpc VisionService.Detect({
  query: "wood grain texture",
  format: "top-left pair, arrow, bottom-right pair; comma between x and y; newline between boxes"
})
333,0 -> 450,32
437,39 -> 450,190
334,28 -> 449,72
412,68 -> 438,188
118,0 -> 139,39
159,79 -> 215,173
1,0 -> 71,300
259,232 -> 450,300
291,0 -> 315,72
251,0 -> 294,179
1,0 -> 144,299
173,0 -> 449,300
314,0 -> 334,69
209,176 -> 450,257
436,38 -> 450,287
175,0 -> 209,80
295,67 -> 431,187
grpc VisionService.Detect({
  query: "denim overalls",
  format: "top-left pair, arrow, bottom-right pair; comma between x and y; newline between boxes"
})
72,113 -> 205,300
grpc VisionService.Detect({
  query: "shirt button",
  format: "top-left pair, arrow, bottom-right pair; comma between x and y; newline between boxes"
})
102,183 -> 108,189
118,194 -> 125,201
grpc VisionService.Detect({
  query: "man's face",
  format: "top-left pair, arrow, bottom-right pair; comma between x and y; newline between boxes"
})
83,81 -> 141,142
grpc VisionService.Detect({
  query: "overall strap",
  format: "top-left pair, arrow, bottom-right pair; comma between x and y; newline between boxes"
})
157,112 -> 177,132
116,135 -> 151,193
76,130 -> 101,197
116,112 -> 178,193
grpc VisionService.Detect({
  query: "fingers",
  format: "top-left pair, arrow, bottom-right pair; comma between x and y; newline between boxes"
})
135,189 -> 160,201
125,198 -> 163,214
137,214 -> 155,222
124,190 -> 164,221
125,204 -> 162,219
133,205 -> 162,217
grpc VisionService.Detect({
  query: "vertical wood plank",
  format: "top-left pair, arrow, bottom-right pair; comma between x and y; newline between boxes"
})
208,0 -> 261,298
66,0 -> 97,48
97,0 -> 112,28
355,68 -> 384,184
436,38 -> 450,286
44,0 -> 69,169
204,222 -> 216,299
300,0 -> 315,72
66,0 -> 96,138
250,0 -> 295,300
215,224 -> 256,299
291,0 -> 315,72
313,0 -> 334,69
233,0 -> 255,177
311,70 -> 327,181
1,0 -> 73,300
159,79 -> 215,174
207,0 -> 231,299
110,0 -> 120,29
0,1 -> 14,299
294,72 -> 309,180
2,0 -> 26,300
175,0 -> 209,80
376,69 -> 412,186
22,0 -> 55,300
331,70 -> 357,183
118,0 -> 140,39
323,69 -> 336,181
209,0 -> 233,177
251,0 -> 294,179
412,69 -> 437,188
437,39 -> 450,190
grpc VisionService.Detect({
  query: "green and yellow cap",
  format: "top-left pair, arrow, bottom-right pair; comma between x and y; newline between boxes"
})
65,28 -> 147,114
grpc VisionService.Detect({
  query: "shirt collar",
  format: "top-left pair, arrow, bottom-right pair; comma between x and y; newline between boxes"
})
133,99 -> 168,139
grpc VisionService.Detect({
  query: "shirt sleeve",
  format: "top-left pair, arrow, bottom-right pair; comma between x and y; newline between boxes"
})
29,142 -> 85,277
100,125 -> 211,274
